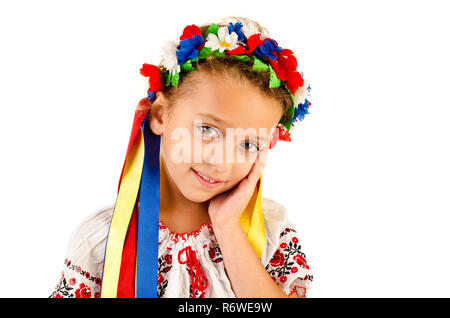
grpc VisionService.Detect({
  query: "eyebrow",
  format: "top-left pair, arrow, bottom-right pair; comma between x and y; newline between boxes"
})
195,112 -> 268,144
195,112 -> 232,127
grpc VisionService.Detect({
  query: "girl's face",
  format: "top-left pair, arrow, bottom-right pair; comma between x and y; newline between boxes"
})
151,72 -> 283,203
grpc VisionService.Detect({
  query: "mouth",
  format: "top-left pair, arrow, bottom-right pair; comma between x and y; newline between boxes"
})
192,168 -> 224,188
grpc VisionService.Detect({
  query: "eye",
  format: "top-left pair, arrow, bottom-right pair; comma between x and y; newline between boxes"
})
198,125 -> 220,139
242,140 -> 260,153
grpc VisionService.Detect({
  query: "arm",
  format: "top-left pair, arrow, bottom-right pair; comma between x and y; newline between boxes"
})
213,220 -> 298,298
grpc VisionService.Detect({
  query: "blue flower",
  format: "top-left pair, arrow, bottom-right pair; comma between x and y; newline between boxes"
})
176,34 -> 204,65
254,39 -> 283,61
293,98 -> 310,123
147,90 -> 157,102
227,22 -> 246,42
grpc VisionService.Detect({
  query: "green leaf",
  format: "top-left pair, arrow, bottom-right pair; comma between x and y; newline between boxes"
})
283,81 -> 295,104
181,60 -> 195,71
252,57 -> 269,72
269,65 -> 281,88
213,50 -> 226,58
204,23 -> 219,38
171,71 -> 180,87
280,107 -> 294,131
165,71 -> 172,86
231,54 -> 252,62
198,46 -> 212,59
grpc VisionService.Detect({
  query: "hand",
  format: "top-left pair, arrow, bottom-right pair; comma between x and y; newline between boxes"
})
208,147 -> 269,229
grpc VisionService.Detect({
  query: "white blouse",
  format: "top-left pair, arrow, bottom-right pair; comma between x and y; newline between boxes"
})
49,197 -> 313,298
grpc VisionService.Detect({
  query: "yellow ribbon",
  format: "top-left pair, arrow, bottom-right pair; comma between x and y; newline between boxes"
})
240,176 -> 266,258
101,129 -> 145,298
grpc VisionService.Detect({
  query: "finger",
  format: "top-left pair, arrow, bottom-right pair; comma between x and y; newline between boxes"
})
259,146 -> 269,166
248,149 -> 268,184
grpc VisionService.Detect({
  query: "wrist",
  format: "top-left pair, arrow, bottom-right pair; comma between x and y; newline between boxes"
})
212,218 -> 242,238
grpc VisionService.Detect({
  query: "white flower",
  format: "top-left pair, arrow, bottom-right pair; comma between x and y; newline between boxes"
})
204,26 -> 239,53
159,39 -> 181,75
294,77 -> 311,106
241,21 -> 270,41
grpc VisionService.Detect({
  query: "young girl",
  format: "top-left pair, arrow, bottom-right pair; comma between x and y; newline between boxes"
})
50,16 -> 314,298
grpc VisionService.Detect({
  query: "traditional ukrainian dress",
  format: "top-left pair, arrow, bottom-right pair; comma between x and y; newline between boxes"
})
49,197 -> 313,298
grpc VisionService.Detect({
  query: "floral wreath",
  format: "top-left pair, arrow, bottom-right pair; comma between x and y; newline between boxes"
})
139,21 -> 312,147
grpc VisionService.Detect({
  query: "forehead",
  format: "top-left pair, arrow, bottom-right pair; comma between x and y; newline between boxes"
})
180,73 -> 283,131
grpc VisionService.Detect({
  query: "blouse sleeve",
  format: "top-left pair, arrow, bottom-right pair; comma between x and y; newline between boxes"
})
264,225 -> 314,297
49,204 -> 114,298
49,258 -> 103,298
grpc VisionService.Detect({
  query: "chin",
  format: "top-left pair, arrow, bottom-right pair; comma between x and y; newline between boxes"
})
180,187 -> 214,203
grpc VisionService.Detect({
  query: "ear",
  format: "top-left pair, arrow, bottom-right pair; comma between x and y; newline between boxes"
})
149,91 -> 171,135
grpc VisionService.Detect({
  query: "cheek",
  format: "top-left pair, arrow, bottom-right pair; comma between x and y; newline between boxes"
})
161,132 -> 192,180
223,163 -> 254,189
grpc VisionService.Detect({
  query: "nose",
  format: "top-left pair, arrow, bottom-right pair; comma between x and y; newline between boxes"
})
202,139 -> 234,171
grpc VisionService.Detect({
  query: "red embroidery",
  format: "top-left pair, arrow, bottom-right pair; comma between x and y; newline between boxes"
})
293,254 -> 310,269
178,246 -> 209,298
269,250 -> 285,267
164,254 -> 172,265
75,283 -> 91,298
265,227 -> 313,297
157,273 -> 164,285
50,259 -> 102,298
288,285 -> 307,298
63,258 -> 102,285
159,220 -> 213,243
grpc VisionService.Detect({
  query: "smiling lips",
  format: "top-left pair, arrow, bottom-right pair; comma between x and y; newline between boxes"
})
192,168 -> 224,187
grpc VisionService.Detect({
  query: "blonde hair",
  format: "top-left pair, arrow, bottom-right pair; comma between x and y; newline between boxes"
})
139,16 -> 293,125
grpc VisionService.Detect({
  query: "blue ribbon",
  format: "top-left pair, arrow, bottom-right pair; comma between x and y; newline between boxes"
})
136,117 -> 161,298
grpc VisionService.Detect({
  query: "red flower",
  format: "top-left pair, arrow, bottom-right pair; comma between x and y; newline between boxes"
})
140,63 -> 164,92
269,49 -> 304,94
85,272 -> 90,279
164,254 -> 172,265
291,267 -> 298,273
180,24 -> 202,41
293,254 -> 310,269
269,49 -> 297,81
246,33 -> 264,54
278,127 -> 291,142
269,250 -> 285,267
179,24 -> 205,51
55,293 -> 63,298
94,292 -> 101,298
292,237 -> 298,244
157,273 -> 164,285
75,283 -> 91,298
226,45 -> 246,55
95,278 -> 102,285
68,278 -> 76,286
76,266 -> 81,273
285,71 -> 304,95
280,243 -> 287,249
280,276 -> 287,283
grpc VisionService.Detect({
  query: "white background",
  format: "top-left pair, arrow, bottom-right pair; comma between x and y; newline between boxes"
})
0,0 -> 449,298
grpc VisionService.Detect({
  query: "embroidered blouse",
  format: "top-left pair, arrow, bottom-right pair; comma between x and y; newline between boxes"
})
49,197 -> 313,298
